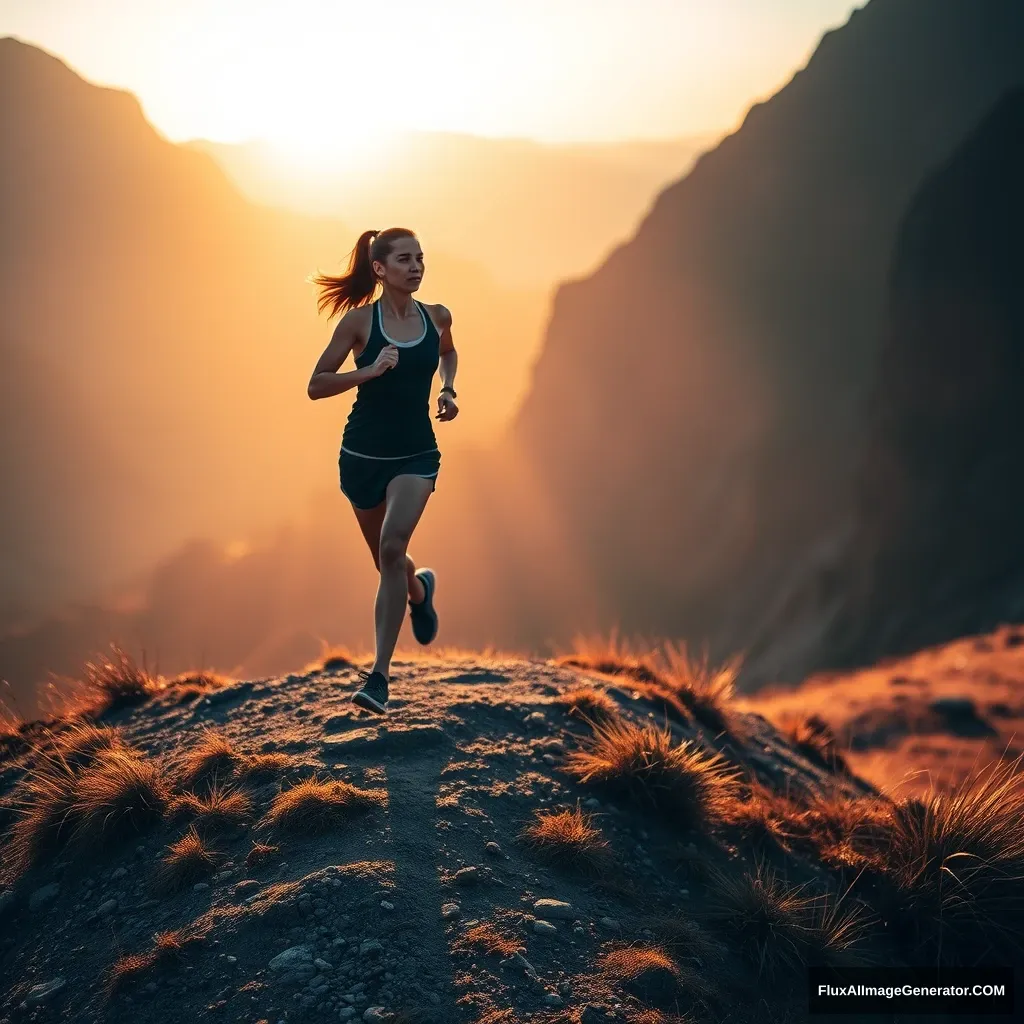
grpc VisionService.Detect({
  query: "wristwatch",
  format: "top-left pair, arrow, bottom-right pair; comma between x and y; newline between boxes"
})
440,386 -> 457,398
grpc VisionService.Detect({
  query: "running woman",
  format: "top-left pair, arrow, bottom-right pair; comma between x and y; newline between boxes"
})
307,228 -> 459,714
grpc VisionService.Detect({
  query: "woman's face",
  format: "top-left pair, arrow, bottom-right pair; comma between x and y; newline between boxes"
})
375,236 -> 424,293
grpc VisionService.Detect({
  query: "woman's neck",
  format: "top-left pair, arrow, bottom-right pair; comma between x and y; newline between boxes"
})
380,291 -> 415,319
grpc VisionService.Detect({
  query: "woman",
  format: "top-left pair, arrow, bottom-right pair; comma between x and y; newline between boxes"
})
307,228 -> 459,714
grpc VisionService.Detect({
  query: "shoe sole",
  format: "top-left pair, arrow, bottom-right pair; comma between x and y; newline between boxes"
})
411,569 -> 438,645
351,690 -> 387,714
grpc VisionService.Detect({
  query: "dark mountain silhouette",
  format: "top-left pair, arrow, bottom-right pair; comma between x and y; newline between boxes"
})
797,87 -> 1024,676
503,0 -> 1024,683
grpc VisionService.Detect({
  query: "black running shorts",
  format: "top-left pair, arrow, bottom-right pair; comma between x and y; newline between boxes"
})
339,448 -> 440,510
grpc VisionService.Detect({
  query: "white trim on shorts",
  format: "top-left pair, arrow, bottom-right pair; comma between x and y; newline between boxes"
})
340,445 -> 439,460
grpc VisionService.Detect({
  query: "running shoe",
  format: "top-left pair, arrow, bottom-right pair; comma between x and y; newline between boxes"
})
409,568 -> 439,645
351,670 -> 389,714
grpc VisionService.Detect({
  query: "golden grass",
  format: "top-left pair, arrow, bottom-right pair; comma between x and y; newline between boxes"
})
169,782 -> 253,832
701,860 -> 872,978
261,777 -> 384,833
553,686 -> 620,725
598,944 -> 711,1012
156,827 -> 221,891
7,753 -> 80,877
51,722 -> 127,768
177,730 -> 293,789
472,1012 -> 514,1024
7,740 -> 168,879
81,643 -> 161,712
107,919 -> 212,994
556,627 -> 668,686
565,718 -> 742,828
777,712 -> 851,774
659,641 -> 741,735
71,747 -> 170,845
878,754 -> 1024,964
245,840 -> 280,868
456,922 -> 520,958
519,806 -> 612,874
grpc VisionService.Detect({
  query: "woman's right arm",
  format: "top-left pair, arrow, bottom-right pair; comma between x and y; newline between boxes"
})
307,309 -> 379,400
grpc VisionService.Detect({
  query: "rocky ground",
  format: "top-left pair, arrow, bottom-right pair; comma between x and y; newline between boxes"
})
0,647 -> 1018,1023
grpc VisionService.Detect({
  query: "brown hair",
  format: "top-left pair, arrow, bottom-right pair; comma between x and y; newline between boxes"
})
310,227 -> 417,319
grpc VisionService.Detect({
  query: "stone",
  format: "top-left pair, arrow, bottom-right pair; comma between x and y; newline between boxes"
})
440,903 -> 461,920
533,898 -> 574,920
193,883 -> 210,892
484,842 -> 502,856
98,898 -> 118,916
599,917 -> 621,930
362,1009 -> 390,1022
111,867 -> 128,880
314,958 -> 333,971
544,992 -> 565,1008
270,946 -> 314,972
359,940 -> 383,957
24,978 -> 65,1006
533,920 -> 557,936
379,900 -> 394,911
454,866 -> 479,885
338,1010 -> 356,1021
29,883 -> 60,911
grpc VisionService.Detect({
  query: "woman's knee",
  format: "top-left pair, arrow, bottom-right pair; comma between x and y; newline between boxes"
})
379,533 -> 410,569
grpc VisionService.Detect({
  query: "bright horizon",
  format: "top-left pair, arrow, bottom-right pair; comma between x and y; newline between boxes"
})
2,0 -> 862,168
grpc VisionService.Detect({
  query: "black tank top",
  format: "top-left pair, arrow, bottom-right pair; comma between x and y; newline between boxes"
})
341,297 -> 440,458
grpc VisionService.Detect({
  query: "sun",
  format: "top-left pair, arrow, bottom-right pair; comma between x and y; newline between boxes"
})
264,120 -> 402,177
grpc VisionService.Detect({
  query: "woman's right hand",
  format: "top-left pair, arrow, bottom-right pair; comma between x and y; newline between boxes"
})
372,344 -> 399,376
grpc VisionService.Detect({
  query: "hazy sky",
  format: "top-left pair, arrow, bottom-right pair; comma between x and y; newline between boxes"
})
1,0 -> 862,157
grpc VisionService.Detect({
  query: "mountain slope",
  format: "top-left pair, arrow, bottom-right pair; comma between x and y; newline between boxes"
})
7,646 -> 1019,1023
502,0 -> 1024,674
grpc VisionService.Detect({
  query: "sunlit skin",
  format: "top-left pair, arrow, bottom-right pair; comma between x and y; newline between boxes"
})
307,235 -> 458,682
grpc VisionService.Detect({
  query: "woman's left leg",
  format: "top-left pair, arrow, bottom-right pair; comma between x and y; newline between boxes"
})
370,474 -> 434,679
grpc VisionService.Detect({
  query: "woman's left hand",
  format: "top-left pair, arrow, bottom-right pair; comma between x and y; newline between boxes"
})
436,392 -> 459,421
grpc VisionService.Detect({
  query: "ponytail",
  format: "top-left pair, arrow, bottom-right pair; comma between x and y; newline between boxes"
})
310,227 -> 416,319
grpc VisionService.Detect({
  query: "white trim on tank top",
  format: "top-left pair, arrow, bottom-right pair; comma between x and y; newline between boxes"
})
378,298 -> 427,347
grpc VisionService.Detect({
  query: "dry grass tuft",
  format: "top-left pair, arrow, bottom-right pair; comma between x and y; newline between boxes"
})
778,712 -> 851,774
177,730 -> 239,787
169,783 -> 253,833
659,642 -> 740,735
156,827 -> 221,891
7,753 -> 81,877
52,722 -> 126,768
456,922 -> 520,958
599,944 -> 706,1012
246,840 -> 280,868
81,643 -> 161,712
309,643 -> 356,673
262,777 -> 384,833
553,686 -> 620,725
519,806 -> 612,874
878,754 -> 1024,964
7,739 -> 167,878
178,730 -> 293,789
556,628 -> 668,687
472,1012 -> 514,1024
107,920 -> 212,994
565,718 -> 742,829
72,747 -> 170,845
702,860 -> 872,979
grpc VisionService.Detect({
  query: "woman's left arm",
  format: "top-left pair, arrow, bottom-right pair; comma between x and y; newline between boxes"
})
434,304 -> 459,421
